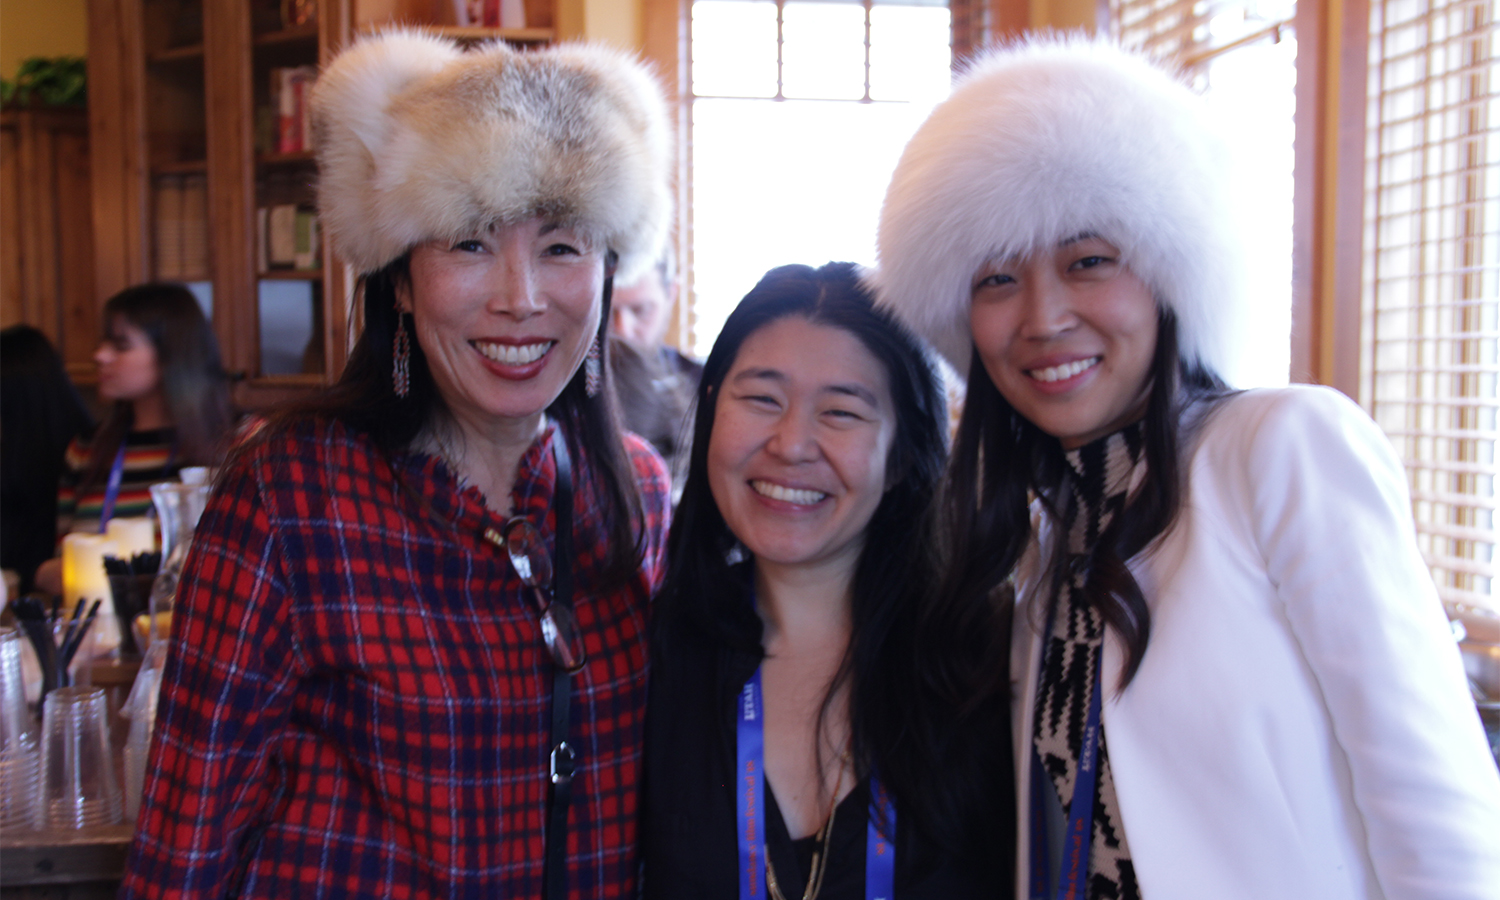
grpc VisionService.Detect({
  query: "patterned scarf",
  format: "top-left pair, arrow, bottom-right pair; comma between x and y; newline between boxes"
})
1032,424 -> 1145,900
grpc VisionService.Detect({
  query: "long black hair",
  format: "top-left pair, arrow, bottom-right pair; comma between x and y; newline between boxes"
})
78,283 -> 234,494
931,307 -> 1230,697
657,262 -> 1004,860
255,249 -> 648,588
1,326 -> 94,588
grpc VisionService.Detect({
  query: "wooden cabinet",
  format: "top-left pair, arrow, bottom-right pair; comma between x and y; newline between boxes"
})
0,106 -> 98,383
86,0 -> 554,410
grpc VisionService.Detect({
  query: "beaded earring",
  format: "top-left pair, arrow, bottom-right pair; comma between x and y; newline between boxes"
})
393,307 -> 411,398
584,336 -> 602,398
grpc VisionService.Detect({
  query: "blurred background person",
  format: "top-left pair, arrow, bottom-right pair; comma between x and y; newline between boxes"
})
609,250 -> 702,491
34,282 -> 233,595
0,325 -> 94,594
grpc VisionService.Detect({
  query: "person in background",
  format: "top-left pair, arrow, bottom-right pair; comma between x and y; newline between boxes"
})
608,250 -> 702,489
871,36 -> 1500,900
643,262 -> 1011,899
33,283 -> 233,595
121,32 -> 672,900
0,326 -> 94,593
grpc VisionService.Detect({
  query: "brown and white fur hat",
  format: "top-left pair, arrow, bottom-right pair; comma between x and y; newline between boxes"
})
868,35 -> 1247,384
312,30 -> 671,282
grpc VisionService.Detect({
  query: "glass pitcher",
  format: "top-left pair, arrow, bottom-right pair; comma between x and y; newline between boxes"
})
146,482 -> 211,649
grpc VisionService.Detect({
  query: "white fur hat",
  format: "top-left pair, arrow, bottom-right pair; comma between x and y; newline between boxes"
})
312,31 -> 672,281
869,35 -> 1246,383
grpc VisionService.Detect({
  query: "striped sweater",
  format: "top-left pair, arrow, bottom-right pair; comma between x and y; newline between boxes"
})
56,427 -> 178,538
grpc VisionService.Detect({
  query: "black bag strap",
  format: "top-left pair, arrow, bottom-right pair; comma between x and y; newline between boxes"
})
544,435 -> 576,900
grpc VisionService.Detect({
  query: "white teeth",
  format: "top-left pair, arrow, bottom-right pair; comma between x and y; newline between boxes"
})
1029,357 -> 1100,383
750,480 -> 828,505
475,341 -> 552,366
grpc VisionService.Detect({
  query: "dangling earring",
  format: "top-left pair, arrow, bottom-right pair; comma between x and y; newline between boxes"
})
584,335 -> 602,398
393,307 -> 411,398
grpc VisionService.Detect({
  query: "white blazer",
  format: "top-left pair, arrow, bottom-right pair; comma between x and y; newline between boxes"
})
1011,386 -> 1500,900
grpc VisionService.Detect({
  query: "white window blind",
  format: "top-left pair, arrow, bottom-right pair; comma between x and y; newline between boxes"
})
1365,0 -> 1499,611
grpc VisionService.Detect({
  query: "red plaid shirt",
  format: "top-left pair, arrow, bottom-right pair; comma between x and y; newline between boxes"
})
120,418 -> 670,900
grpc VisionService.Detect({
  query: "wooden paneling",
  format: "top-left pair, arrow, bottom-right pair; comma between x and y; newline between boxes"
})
1,124 -> 22,328
0,107 -> 98,380
203,0 -> 258,381
87,0 -> 151,304
1291,0 -> 1368,395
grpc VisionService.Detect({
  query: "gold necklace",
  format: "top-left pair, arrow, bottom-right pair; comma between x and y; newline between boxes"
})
765,762 -> 847,900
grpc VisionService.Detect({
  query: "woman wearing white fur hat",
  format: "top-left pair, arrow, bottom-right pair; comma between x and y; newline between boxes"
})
122,32 -> 672,900
872,36 -> 1500,900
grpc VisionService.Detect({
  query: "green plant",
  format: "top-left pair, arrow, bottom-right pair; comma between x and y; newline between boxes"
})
1,57 -> 87,108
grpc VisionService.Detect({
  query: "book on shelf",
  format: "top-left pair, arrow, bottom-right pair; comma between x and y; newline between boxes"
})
154,176 -> 184,280
260,204 -> 320,273
294,210 -> 321,271
181,175 -> 209,281
271,65 -> 318,155
453,0 -> 526,27
154,175 -> 210,281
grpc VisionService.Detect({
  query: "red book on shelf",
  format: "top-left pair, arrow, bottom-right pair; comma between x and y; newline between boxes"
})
275,68 -> 296,154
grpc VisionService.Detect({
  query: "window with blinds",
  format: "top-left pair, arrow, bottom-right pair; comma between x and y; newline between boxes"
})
1365,0 -> 1499,611
1108,0 -> 1298,387
687,0 -> 950,356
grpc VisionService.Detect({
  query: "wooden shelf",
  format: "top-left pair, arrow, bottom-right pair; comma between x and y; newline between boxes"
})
259,268 -> 323,280
258,150 -> 316,167
360,24 -> 555,44
149,43 -> 205,64
152,158 -> 207,175
255,25 -> 320,47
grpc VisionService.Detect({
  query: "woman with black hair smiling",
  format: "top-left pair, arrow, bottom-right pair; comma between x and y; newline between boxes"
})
642,262 -> 1010,900
872,36 -> 1500,900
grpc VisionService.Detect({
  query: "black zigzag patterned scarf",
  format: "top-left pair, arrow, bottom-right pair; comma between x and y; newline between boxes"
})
1033,423 -> 1145,900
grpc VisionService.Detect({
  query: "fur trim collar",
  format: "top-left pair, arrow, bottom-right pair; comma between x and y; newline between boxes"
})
312,31 -> 671,281
867,35 -> 1247,384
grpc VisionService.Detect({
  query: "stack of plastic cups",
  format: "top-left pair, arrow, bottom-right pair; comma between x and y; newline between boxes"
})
0,626 -> 39,832
38,686 -> 122,829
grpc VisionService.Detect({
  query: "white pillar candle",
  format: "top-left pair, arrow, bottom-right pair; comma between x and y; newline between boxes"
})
60,533 -> 122,659
106,517 -> 156,560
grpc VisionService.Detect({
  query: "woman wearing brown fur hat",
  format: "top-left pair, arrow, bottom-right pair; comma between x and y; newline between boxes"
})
122,32 -> 672,900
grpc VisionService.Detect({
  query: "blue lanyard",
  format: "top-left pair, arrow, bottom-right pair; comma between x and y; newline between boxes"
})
97,444 -> 128,532
736,667 -> 897,900
1029,652 -> 1103,900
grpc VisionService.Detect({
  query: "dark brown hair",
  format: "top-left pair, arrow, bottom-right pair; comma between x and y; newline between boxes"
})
78,283 -> 234,493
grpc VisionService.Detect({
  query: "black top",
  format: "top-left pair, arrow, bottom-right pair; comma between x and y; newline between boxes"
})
641,606 -> 1008,899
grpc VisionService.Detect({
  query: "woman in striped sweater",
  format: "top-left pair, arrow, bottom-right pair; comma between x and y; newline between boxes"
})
35,283 -> 233,593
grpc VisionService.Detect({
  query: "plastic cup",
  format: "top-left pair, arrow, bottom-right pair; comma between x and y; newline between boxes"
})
0,627 -> 39,832
38,686 -> 122,829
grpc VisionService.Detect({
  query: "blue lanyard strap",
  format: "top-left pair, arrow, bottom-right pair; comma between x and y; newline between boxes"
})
736,666 -> 897,900
1029,654 -> 1103,900
865,775 -> 896,900
736,670 -> 768,899
97,444 -> 128,532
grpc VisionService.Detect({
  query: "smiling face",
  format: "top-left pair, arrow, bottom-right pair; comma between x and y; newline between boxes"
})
969,235 -> 1159,449
94,317 -> 162,403
399,217 -> 604,439
707,316 -> 897,577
